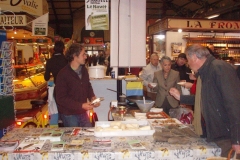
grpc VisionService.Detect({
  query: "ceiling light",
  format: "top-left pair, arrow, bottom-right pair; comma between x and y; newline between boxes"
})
14,28 -> 17,34
178,29 -> 182,33
155,35 -> 165,40
206,14 -> 220,19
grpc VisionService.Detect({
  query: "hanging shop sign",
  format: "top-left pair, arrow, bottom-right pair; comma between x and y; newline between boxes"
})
0,15 -> 28,26
149,18 -> 240,35
32,13 -> 48,36
0,0 -> 46,16
85,0 -> 109,30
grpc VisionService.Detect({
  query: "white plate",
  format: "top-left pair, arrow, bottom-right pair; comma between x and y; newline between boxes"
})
177,82 -> 186,85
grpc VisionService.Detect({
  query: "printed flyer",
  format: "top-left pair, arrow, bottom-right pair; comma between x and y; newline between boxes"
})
85,0 -> 109,30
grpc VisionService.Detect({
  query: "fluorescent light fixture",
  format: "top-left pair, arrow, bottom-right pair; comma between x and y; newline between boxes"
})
155,35 -> 165,40
206,14 -> 220,19
178,29 -> 182,33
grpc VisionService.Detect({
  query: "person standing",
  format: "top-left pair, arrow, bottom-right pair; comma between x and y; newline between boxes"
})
105,49 -> 112,76
139,53 -> 161,92
171,53 -> 193,83
44,40 -> 68,83
55,43 -> 100,127
153,56 -> 181,115
169,44 -> 240,158
44,40 -> 68,127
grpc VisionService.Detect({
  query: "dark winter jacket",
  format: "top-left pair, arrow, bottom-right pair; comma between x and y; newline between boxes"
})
55,64 -> 95,115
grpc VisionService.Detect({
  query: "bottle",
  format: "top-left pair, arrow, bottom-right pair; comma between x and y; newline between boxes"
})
111,71 -> 115,79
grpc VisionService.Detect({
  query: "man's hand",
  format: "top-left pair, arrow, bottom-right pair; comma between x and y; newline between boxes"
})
90,97 -> 101,108
184,82 -> 193,89
169,88 -> 180,101
82,102 -> 94,111
148,83 -> 154,88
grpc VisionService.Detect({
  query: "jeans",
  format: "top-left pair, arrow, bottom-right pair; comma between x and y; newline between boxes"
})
60,112 -> 92,127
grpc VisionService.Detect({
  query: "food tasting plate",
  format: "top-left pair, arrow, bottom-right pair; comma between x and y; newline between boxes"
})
148,118 -> 182,127
94,120 -> 155,137
146,112 -> 170,119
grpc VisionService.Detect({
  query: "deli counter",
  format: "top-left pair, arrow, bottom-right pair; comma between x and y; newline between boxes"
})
13,64 -> 47,109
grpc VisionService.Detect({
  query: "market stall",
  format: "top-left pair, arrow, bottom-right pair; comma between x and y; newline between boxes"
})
148,18 -> 240,64
0,126 -> 221,160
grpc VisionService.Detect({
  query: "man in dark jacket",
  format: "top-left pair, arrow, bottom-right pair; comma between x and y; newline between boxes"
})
171,53 -> 193,83
169,44 -> 240,158
44,40 -> 68,127
55,43 -> 100,127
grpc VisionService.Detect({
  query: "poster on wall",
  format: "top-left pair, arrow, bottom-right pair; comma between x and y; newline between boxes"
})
32,13 -> 49,36
171,42 -> 182,57
85,0 -> 109,30
153,35 -> 166,59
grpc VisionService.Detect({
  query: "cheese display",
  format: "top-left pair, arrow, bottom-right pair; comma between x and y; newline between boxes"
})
94,121 -> 154,137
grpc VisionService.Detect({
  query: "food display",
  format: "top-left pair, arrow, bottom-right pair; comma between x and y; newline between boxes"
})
13,64 -> 47,102
146,111 -> 169,119
153,124 -> 199,144
94,121 -> 155,137
148,118 -> 182,127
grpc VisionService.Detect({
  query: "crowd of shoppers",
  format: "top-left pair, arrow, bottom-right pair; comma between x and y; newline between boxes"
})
169,44 -> 240,158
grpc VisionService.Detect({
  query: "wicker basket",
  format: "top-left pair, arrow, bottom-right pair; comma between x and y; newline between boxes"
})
207,149 -> 238,160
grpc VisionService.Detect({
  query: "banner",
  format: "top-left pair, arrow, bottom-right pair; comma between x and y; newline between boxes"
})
85,0 -> 109,30
32,13 -> 49,36
0,0 -> 44,16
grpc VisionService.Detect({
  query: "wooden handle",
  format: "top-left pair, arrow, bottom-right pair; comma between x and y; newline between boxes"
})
227,149 -> 235,160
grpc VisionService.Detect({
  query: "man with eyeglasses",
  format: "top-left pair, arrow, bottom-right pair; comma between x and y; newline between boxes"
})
55,43 -> 100,127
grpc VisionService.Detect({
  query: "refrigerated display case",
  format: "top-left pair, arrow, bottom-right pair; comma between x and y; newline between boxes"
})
13,63 -> 47,109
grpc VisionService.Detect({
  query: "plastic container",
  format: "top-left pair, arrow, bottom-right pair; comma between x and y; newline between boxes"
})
135,100 -> 155,113
88,66 -> 105,78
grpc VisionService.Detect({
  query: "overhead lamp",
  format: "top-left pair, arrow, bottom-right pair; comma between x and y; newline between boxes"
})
206,14 -> 220,19
14,28 -> 17,34
178,29 -> 182,33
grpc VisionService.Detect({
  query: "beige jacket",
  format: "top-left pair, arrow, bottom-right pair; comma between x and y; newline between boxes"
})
153,69 -> 181,108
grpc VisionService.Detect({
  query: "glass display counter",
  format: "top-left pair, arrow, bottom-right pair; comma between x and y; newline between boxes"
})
13,64 -> 47,109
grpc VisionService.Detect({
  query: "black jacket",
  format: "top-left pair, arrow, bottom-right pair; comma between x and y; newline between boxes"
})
171,63 -> 193,83
181,55 -> 240,145
44,53 -> 68,83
